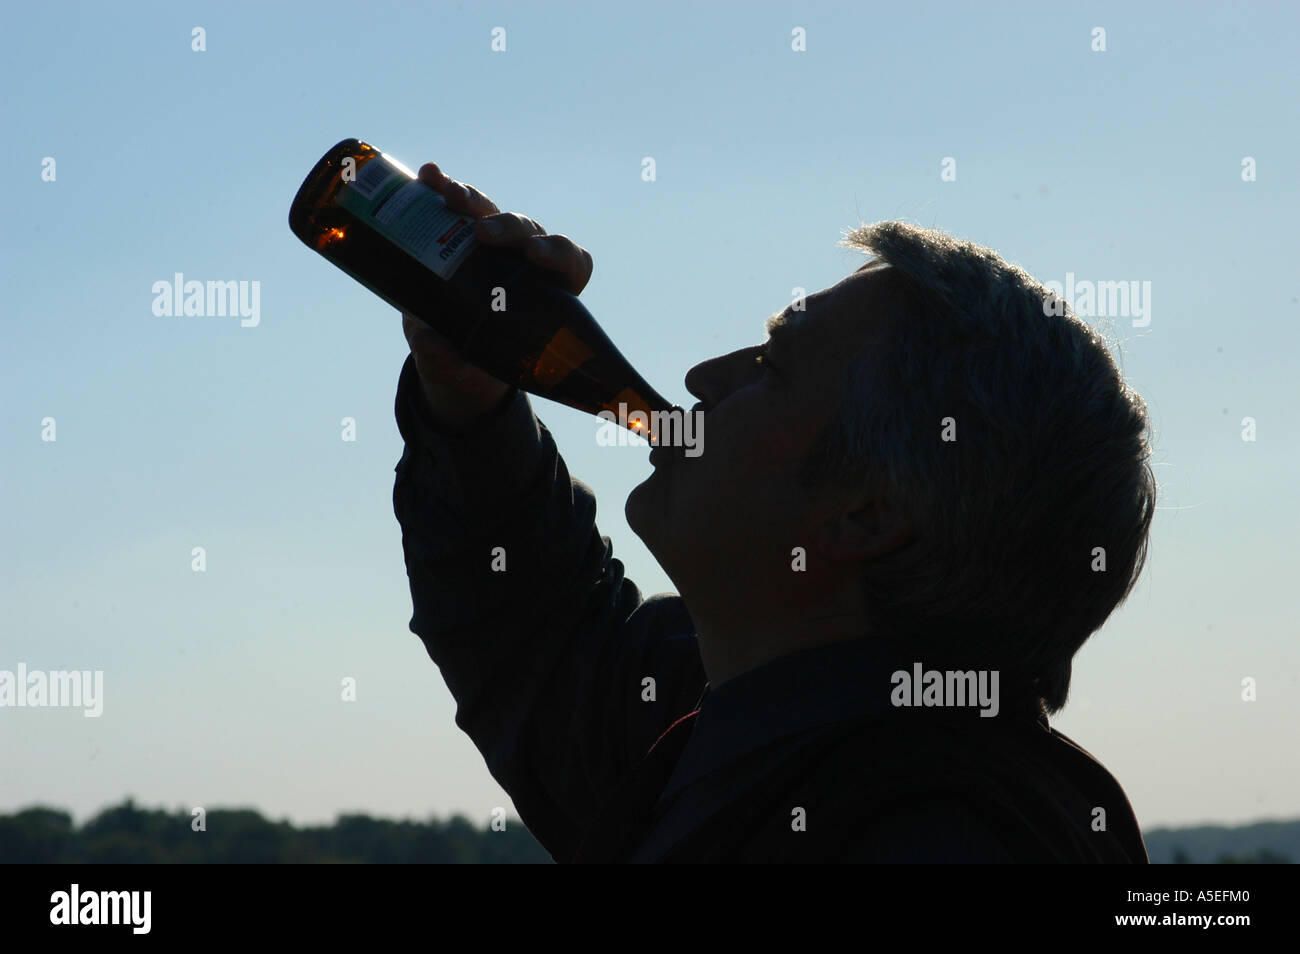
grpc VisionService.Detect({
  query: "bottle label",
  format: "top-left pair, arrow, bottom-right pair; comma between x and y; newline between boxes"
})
336,155 -> 478,280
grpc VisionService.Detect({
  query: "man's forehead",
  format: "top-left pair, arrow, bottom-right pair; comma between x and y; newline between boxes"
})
765,262 -> 894,344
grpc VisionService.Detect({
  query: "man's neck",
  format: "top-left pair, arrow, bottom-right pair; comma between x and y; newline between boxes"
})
695,609 -> 871,688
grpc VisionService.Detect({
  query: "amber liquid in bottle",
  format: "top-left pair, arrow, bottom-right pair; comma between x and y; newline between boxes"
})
289,139 -> 672,439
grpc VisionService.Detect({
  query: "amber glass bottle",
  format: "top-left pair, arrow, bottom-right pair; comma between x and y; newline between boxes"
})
289,139 -> 672,438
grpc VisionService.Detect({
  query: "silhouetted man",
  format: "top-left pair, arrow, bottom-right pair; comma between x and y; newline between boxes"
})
393,162 -> 1154,863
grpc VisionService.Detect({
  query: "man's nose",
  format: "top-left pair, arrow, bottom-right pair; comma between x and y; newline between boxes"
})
684,347 -> 754,408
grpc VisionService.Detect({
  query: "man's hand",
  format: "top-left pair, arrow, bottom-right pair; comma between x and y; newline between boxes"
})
401,162 -> 595,435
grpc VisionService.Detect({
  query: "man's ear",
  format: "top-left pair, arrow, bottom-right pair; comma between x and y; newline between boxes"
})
817,494 -> 914,562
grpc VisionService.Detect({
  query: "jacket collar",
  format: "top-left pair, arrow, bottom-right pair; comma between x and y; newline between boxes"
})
664,636 -> 1045,802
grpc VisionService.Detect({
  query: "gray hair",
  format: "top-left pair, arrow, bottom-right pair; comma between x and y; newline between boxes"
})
800,221 -> 1157,715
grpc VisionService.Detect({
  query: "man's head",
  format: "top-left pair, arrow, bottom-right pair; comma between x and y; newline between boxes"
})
626,222 -> 1156,714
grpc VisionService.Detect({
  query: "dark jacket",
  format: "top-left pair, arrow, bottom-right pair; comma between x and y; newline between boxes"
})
391,354 -> 1149,863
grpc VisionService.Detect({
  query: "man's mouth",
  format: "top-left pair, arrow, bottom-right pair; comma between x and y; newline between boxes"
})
648,404 -> 702,466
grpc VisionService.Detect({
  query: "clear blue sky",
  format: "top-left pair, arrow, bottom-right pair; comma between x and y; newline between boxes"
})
2,0 -> 1297,831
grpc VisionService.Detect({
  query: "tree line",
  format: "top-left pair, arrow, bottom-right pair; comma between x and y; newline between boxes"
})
1,800 -> 1291,863
0,800 -> 552,864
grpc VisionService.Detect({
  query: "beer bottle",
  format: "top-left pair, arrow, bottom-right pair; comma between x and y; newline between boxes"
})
289,138 -> 673,440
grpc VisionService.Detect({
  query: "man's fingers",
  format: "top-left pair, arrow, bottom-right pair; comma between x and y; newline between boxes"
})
474,212 -> 547,244
521,234 -> 594,295
412,165 -> 592,294
416,163 -> 500,216
445,179 -> 500,217
417,163 -> 447,188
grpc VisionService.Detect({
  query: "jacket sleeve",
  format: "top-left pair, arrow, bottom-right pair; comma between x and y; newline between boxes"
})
391,353 -> 706,861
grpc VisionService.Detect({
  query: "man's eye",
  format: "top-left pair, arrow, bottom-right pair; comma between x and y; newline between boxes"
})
755,349 -> 779,376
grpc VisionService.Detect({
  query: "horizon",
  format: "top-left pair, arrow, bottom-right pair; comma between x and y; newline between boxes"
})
8,794 -> 1300,835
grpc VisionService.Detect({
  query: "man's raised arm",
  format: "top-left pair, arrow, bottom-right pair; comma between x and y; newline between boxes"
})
389,163 -> 704,862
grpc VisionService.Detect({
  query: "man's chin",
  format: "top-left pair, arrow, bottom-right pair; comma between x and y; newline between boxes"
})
627,479 -> 685,587
624,477 -> 657,541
